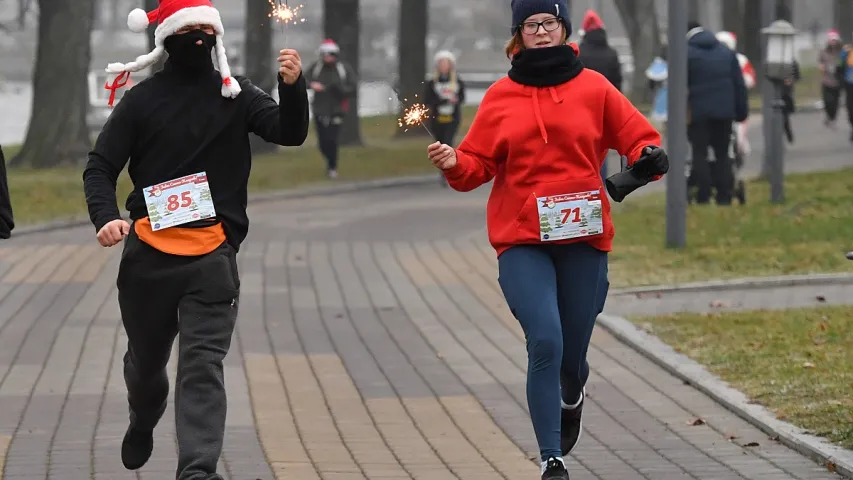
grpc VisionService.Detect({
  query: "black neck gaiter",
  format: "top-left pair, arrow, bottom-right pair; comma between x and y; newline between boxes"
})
508,45 -> 585,87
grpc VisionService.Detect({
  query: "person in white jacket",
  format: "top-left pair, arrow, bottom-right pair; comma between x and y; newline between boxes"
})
716,31 -> 755,156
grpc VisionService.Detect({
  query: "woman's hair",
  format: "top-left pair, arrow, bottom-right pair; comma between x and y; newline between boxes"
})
504,22 -> 568,58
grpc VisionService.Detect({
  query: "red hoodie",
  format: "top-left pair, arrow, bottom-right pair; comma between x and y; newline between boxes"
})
444,48 -> 662,257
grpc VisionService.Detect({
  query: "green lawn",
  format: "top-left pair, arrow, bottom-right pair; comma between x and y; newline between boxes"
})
4,106 -> 478,226
634,306 -> 853,449
609,168 -> 853,288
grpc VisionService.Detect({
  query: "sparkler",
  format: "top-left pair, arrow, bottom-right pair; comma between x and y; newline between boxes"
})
392,91 -> 435,139
268,0 -> 305,42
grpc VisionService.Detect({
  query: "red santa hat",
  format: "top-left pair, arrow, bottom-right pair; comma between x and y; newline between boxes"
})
104,0 -> 240,106
318,39 -> 340,55
580,10 -> 604,34
827,29 -> 842,42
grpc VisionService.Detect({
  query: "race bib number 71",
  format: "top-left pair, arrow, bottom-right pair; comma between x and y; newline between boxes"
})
537,190 -> 604,241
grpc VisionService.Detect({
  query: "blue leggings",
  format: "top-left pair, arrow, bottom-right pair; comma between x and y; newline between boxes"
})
498,243 -> 609,461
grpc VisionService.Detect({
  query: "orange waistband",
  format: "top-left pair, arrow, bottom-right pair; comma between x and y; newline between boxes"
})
134,217 -> 227,256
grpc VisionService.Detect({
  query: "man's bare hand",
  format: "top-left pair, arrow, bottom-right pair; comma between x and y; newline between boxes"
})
96,219 -> 130,247
278,49 -> 303,85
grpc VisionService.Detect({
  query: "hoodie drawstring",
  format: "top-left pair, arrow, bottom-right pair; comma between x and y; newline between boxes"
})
532,86 -> 563,144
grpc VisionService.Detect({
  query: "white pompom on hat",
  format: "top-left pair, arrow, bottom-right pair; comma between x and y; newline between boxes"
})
104,0 -> 241,107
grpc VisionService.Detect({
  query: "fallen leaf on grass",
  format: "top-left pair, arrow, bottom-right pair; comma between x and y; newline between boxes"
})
827,461 -> 837,473
803,361 -> 816,368
687,417 -> 706,426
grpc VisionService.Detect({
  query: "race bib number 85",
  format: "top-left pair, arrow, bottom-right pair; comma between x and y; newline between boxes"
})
143,172 -> 216,232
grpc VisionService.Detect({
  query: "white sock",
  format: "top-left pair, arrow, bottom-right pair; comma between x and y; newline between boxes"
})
541,456 -> 565,473
561,388 -> 584,410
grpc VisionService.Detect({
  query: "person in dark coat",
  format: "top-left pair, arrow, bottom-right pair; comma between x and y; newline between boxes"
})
686,21 -> 748,206
578,10 -> 622,91
578,10 -> 622,179
0,145 -> 13,239
305,39 -> 358,179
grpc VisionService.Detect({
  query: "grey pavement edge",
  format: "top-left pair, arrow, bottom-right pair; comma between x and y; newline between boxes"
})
11,173 -> 440,237
610,272 -> 853,296
596,312 -> 853,479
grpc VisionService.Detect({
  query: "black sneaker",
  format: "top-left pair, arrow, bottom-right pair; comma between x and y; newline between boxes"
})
541,457 -> 569,479
121,426 -> 153,470
560,388 -> 584,456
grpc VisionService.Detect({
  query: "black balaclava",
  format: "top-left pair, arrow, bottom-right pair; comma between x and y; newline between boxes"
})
164,29 -> 216,73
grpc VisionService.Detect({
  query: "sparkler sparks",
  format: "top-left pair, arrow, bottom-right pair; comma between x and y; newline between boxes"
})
398,103 -> 430,129
268,1 -> 305,25
394,92 -> 435,138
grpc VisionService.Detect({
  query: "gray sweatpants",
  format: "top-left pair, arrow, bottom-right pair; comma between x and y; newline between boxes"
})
117,227 -> 240,480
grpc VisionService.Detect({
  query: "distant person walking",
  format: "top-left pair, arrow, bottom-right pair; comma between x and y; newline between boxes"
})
686,22 -> 748,205
781,59 -> 801,144
578,9 -> 622,179
839,40 -> 853,141
424,50 -> 466,187
305,39 -> 358,179
0,145 -> 12,239
819,29 -> 844,128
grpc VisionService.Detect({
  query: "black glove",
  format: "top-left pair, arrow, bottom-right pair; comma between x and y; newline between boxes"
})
631,146 -> 669,179
604,146 -> 669,203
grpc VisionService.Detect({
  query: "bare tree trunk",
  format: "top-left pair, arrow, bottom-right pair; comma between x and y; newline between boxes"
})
11,0 -> 95,168
742,0 -> 762,87
145,0 -> 166,73
324,0 -> 363,146
837,0 -> 853,44
722,0 -> 743,37
106,0 -> 120,32
396,0 -> 429,138
245,0 -> 276,154
613,0 -> 660,103
687,0 -> 701,23
775,0 -> 793,22
17,0 -> 31,29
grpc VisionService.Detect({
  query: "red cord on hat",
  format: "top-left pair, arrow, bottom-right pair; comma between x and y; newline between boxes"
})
104,71 -> 131,108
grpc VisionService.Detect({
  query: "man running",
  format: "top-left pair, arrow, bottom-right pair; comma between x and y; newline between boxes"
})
82,1 -> 309,478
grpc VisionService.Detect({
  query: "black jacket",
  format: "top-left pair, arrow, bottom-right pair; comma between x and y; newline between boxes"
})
687,29 -> 749,122
305,59 -> 357,118
424,72 -> 466,126
0,145 -> 12,239
579,29 -> 623,91
83,59 -> 309,250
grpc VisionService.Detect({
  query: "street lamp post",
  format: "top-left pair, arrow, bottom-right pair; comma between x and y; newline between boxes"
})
665,0 -> 688,248
760,20 -> 798,204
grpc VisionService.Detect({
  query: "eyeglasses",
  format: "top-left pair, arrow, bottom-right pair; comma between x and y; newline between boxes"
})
519,17 -> 562,35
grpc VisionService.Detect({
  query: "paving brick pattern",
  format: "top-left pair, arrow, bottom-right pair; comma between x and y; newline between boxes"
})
0,112 -> 850,479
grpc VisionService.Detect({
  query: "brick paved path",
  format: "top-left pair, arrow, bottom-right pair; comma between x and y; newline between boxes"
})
0,112 -> 849,479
